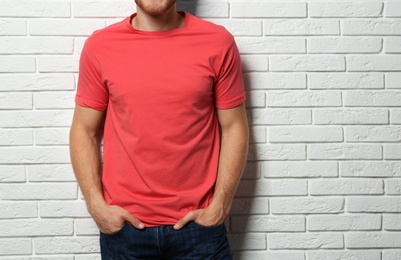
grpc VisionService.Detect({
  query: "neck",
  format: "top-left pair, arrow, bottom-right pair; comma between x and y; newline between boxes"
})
132,5 -> 184,32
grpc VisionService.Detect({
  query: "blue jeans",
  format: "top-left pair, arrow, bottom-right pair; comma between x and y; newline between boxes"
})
99,221 -> 232,259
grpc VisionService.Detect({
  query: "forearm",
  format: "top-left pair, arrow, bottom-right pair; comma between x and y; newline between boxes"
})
209,123 -> 249,216
70,127 -> 105,212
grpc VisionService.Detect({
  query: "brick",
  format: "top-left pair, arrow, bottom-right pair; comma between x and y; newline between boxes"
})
383,250 -> 401,260
228,234 -> 266,250
248,144 -> 306,160
195,3 -> 229,18
230,197 -> 269,215
236,37 -> 305,54
0,183 -> 77,200
207,19 -> 261,36
269,126 -> 343,142
0,257 -> 75,260
308,214 -> 381,231
383,214 -> 401,230
271,56 -> 345,72
250,108 -> 311,125
385,2 -> 401,17
240,55 -> 268,71
384,144 -> 401,159
74,37 -> 87,55
1,0 -> 70,17
245,91 -> 265,108
391,109 -> 401,123
244,73 -> 306,90
268,233 -> 343,249
40,201 -> 90,217
0,74 -> 75,91
28,165 -> 75,182
231,216 -> 305,232
308,144 -> 382,160
231,2 -> 306,18
236,180 -> 307,197
341,161 -> 401,177
264,161 -> 338,178
343,20 -> 401,35
0,166 -> 25,183
386,179 -> 401,195
308,38 -> 381,53
0,93 -> 32,110
0,202 -> 37,219
73,1 -> 136,18
0,56 -> 35,73
307,250 -> 381,260
242,161 -> 262,179
348,56 -> 401,71
310,179 -> 383,195
346,232 -> 401,248
0,129 -> 32,146
385,37 -> 401,53
344,90 -> 401,106
314,108 -> 388,125
386,73 -> 401,88
233,251 -> 305,260
0,19 -> 26,36
347,196 -> 401,212
29,19 -> 105,36
249,126 -> 266,143
267,90 -> 342,107
265,20 -> 340,35
0,219 -> 73,237
34,237 -> 99,254
37,55 -> 79,72
0,38 -> 73,54
0,239 -> 32,255
34,128 -> 69,145
76,218 -> 99,236
0,110 -> 73,128
345,126 -> 401,142
309,2 -> 383,17
34,92 -> 75,109
309,73 -> 384,89
0,147 -> 70,164
271,197 -> 344,214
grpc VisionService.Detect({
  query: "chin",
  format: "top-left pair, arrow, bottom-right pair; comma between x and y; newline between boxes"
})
135,0 -> 176,16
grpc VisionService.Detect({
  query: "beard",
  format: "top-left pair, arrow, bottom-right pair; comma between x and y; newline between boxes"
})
135,0 -> 177,16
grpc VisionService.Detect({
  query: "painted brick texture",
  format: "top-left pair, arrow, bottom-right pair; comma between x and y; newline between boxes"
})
0,0 -> 400,259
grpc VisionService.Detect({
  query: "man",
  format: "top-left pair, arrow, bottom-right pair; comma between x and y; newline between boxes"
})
69,0 -> 248,259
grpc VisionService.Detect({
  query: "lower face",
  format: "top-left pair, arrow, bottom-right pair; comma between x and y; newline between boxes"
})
135,0 -> 177,16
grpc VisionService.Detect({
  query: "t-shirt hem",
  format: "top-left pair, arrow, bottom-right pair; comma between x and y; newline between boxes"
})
75,96 -> 107,111
215,93 -> 246,109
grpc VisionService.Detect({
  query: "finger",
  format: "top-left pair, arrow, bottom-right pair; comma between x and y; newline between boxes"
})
122,210 -> 145,229
174,210 -> 201,230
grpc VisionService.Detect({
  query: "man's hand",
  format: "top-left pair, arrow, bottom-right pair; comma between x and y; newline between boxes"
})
173,205 -> 225,230
90,201 -> 145,234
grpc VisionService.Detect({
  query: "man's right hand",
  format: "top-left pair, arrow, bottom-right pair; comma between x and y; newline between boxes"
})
89,202 -> 145,234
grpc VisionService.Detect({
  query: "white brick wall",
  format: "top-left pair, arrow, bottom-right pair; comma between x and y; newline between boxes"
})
0,0 -> 400,259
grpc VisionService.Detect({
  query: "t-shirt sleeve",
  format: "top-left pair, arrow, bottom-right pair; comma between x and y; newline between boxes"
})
214,39 -> 246,109
75,41 -> 109,111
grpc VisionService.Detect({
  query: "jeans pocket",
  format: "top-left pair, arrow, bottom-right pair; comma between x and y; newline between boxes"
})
191,221 -> 224,230
100,222 -> 128,237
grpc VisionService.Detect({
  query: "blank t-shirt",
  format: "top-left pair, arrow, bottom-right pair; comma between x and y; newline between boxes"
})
76,11 -> 246,226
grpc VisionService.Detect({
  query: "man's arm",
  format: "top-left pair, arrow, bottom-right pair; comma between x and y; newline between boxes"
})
70,104 -> 144,233
174,103 -> 249,228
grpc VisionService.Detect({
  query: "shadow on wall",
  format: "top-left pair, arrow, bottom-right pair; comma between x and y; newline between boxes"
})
176,0 -> 198,15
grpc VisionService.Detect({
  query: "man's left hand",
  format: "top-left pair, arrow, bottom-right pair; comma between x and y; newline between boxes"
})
173,205 -> 226,230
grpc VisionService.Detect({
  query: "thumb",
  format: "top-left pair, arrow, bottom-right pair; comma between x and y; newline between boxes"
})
122,209 -> 145,230
174,209 -> 201,230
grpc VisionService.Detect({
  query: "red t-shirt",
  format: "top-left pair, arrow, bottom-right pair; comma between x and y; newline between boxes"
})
76,11 -> 246,226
